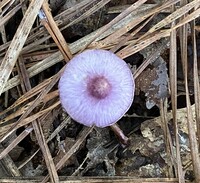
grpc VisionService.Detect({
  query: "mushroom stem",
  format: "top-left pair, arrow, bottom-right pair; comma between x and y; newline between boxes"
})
110,124 -> 129,146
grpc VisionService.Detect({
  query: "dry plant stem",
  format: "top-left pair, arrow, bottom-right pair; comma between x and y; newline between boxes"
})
17,56 -> 30,92
16,61 -> 26,94
0,0 -> 153,55
0,177 -> 183,183
1,0 -> 17,15
115,0 -> 193,57
159,99 -> 174,178
0,3 -> 21,27
99,0 -> 179,49
23,50 -> 56,60
116,29 -> 170,59
18,147 -> 39,170
18,116 -> 70,169
41,126 -> 94,183
107,4 -> 158,14
171,7 -> 200,30
98,1 -> 156,48
0,143 -> 21,176
133,40 -> 168,79
0,79 -> 57,118
147,0 -> 200,35
17,54 -> 59,183
0,9 -> 7,43
170,15 -> 185,182
0,0 -> 105,55
0,90 -> 59,126
55,0 -> 92,20
110,14 -> 154,53
0,126 -> 33,160
3,51 -> 63,93
191,21 -> 200,150
0,0 -> 11,9
0,0 -> 46,96
0,7 -> 9,108
0,66 -> 64,143
0,109 -> 62,169
181,23 -> 200,183
110,124 -> 129,146
0,0 -> 178,57
49,0 -> 109,34
0,53 -> 59,179
33,121 -> 59,183
20,0 -> 27,15
68,0 -> 111,40
39,18 -> 69,61
0,100 -> 60,139
41,1 -> 72,61
185,58 -> 200,183
83,0 -> 148,50
180,2 -> 200,180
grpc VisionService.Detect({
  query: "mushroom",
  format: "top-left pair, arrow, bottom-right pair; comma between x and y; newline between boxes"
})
58,49 -> 135,145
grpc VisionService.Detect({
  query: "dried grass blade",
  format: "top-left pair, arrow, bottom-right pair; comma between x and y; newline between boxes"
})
0,177 -> 182,183
0,0 -> 46,96
185,59 -> 200,183
16,101 -> 60,129
3,51 -> 63,93
18,53 -> 59,183
85,0 -> 147,49
172,7 -> 200,30
148,0 -> 200,34
133,40 -> 168,79
0,3 -> 22,27
181,15 -> 200,183
41,1 -> 72,61
0,126 -> 33,160
2,37 -> 59,183
0,99 -> 60,142
0,0 -> 11,10
169,19 -> 185,182
159,99 -> 174,178
36,26 -> 68,61
98,0 -> 180,47
66,0 -> 111,29
32,121 -> 59,183
0,77 -> 54,117
55,0 -> 92,19
41,126 -> 94,183
18,116 -> 70,170
0,67 -> 64,143
1,0 -> 18,15
0,0 -> 108,55
191,20 -> 200,151
110,14 -> 154,53
0,143 -> 21,176
16,56 -> 31,93
0,90 -> 58,125
116,30 -> 170,59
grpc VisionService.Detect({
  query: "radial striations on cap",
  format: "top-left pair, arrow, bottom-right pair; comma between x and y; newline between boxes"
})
58,49 -> 135,128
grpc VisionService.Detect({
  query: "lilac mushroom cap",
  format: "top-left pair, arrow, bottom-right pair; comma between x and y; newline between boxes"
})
58,49 -> 135,128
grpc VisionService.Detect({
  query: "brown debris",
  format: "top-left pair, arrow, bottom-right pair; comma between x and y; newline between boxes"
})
0,0 -> 200,182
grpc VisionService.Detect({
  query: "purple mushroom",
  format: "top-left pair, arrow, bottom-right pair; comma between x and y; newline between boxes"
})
59,49 -> 134,144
